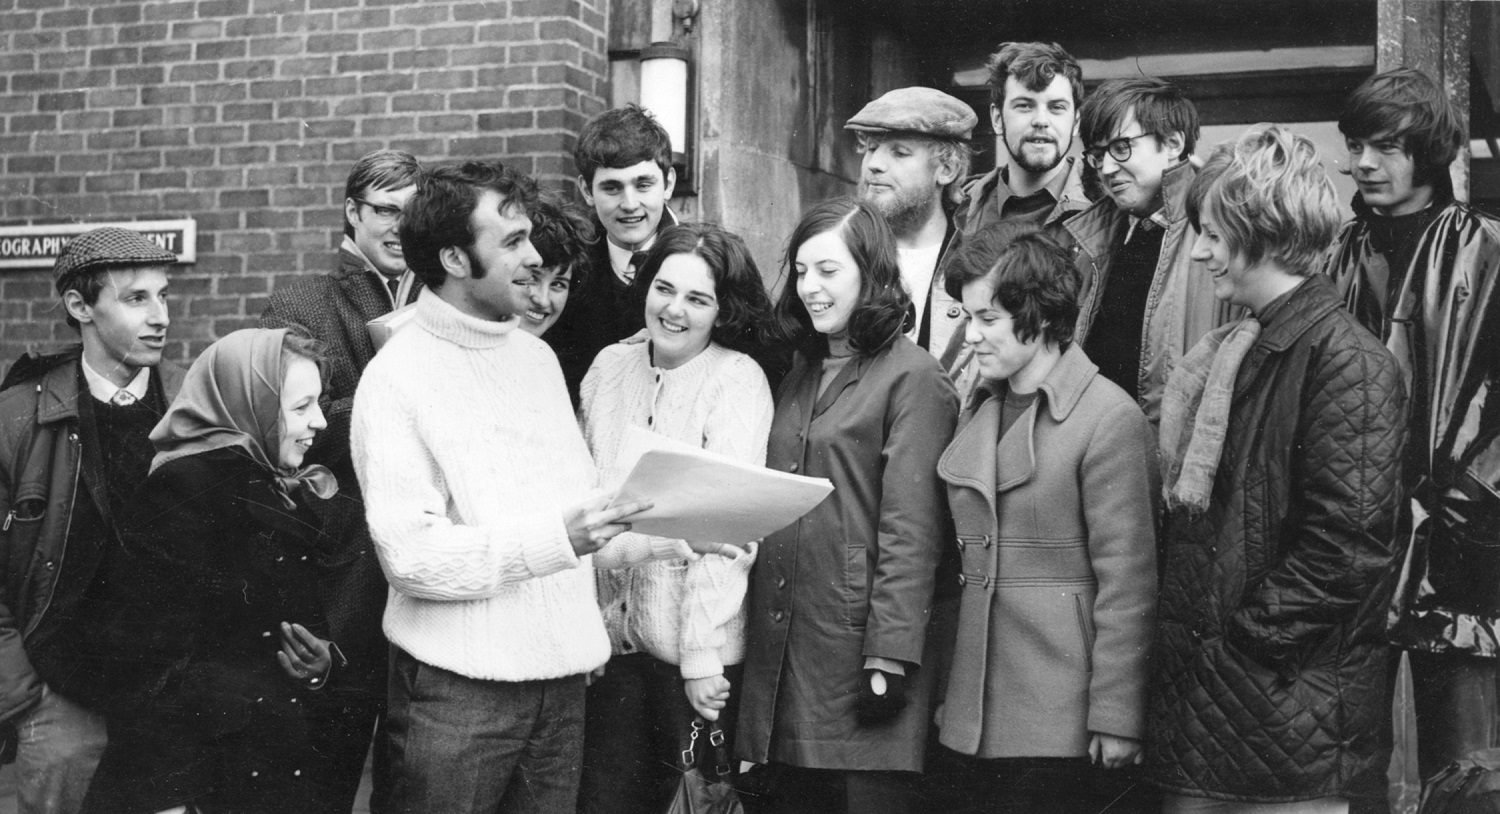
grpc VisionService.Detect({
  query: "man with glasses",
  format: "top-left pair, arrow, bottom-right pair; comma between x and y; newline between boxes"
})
258,147 -> 423,814
1062,77 -> 1232,425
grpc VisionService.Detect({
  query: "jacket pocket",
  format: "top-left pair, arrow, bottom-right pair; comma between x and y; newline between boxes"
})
845,545 -> 868,629
1073,593 -> 1096,673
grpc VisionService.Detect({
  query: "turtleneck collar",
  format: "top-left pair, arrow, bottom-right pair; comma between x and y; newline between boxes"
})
416,287 -> 521,349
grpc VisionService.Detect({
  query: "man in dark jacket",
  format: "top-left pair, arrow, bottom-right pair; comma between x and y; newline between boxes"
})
937,41 -> 1095,399
544,104 -> 679,404
258,147 -> 422,813
0,227 -> 180,814
1327,67 -> 1500,780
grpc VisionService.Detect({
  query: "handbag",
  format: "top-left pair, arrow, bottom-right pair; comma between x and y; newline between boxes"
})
666,717 -> 744,814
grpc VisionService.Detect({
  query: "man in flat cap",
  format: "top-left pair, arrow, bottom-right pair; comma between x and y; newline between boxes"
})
0,227 -> 181,814
846,86 -> 976,356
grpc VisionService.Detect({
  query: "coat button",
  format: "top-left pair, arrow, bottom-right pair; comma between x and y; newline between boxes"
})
946,306 -> 961,318
772,610 -> 784,622
957,574 -> 967,586
788,463 -> 799,472
44,560 -> 54,570
776,576 -> 787,589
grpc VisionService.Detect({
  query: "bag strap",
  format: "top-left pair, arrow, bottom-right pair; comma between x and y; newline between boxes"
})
680,716 -> 733,781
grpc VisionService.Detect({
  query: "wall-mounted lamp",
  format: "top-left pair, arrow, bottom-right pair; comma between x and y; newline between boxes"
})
638,41 -> 696,196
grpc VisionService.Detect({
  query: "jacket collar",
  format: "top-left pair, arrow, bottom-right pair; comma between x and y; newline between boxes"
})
941,343 -> 1098,496
1065,159 -> 1196,255
960,157 -> 1090,226
38,351 -> 186,426
1248,274 -> 1341,354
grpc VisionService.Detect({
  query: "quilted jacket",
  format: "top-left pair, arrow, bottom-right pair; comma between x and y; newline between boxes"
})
1326,192 -> 1500,658
1146,275 -> 1406,802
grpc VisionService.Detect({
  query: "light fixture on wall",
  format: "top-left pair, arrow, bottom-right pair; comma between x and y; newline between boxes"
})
638,41 -> 696,196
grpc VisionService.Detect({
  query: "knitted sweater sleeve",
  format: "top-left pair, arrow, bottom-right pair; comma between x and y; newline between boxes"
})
677,357 -> 773,680
351,366 -> 579,602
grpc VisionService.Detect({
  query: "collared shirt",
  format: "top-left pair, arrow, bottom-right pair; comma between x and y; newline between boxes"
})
341,235 -> 414,309
81,355 -> 150,404
994,164 -> 1069,221
606,235 -> 658,285
1123,208 -> 1172,246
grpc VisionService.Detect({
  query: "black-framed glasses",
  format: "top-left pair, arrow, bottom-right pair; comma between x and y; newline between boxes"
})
1084,133 -> 1154,169
353,197 -> 404,223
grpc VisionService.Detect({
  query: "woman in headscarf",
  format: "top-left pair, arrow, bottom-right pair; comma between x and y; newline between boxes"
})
1147,126 -> 1406,813
82,326 -> 344,814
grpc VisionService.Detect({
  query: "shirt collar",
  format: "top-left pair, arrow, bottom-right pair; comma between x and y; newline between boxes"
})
1124,208 -> 1172,244
342,235 -> 413,308
81,356 -> 151,404
606,235 -> 657,283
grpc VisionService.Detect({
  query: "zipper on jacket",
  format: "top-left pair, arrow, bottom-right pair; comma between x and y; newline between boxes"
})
2,511 -> 12,532
22,433 -> 80,641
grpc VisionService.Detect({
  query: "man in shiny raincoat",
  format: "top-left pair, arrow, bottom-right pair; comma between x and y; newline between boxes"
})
1327,66 -> 1500,780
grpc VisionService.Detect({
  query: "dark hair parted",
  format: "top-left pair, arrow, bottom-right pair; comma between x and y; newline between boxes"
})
398,161 -> 539,292
1079,76 -> 1199,162
632,223 -> 774,355
343,149 -> 422,237
943,222 -> 1079,347
987,42 -> 1085,110
573,104 -> 674,186
1338,67 -> 1465,189
770,198 -> 911,358
530,191 -> 596,289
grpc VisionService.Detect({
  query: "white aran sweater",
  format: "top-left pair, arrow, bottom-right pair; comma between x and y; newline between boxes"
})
580,341 -> 773,680
352,290 -> 673,682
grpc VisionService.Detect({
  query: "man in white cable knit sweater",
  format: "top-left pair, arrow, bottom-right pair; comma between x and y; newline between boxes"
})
350,161 -> 659,814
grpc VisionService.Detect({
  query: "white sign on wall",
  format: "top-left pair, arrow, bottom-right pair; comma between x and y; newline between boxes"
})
0,219 -> 197,270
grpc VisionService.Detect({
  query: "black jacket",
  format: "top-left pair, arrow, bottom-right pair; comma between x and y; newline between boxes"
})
1146,275 -> 1406,802
1327,193 -> 1500,658
83,448 -> 340,813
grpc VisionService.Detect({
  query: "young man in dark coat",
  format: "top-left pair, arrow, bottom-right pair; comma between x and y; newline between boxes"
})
544,104 -> 679,404
258,148 -> 422,813
0,227 -> 180,814
1326,67 -> 1500,780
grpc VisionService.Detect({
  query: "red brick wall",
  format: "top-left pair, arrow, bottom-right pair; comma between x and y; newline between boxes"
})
0,0 -> 608,366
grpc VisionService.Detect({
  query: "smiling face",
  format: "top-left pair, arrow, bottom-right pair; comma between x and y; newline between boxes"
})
1191,210 -> 1256,309
994,73 -> 1076,181
1346,133 -> 1431,217
1094,110 -> 1183,218
857,136 -> 952,235
451,191 -> 542,322
795,228 -> 863,336
277,355 -> 326,470
66,266 -> 171,388
960,276 -> 1046,386
645,253 -> 720,370
581,160 -> 676,251
346,183 -> 416,278
510,265 -> 572,337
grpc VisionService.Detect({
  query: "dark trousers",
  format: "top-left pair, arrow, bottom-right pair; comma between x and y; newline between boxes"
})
739,764 -> 915,814
1411,650 -> 1500,780
383,646 -> 586,814
577,653 -> 742,814
918,744 -> 1161,814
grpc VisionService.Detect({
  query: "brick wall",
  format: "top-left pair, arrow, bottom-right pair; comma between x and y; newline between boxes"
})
0,0 -> 609,367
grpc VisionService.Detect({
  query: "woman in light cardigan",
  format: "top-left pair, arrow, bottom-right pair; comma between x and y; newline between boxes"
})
576,223 -> 775,814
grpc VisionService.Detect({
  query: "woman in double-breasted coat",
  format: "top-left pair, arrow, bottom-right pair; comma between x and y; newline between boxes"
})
737,199 -> 958,814
932,223 -> 1158,813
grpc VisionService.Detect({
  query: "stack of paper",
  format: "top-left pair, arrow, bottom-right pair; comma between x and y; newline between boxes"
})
609,427 -> 834,544
368,302 -> 419,351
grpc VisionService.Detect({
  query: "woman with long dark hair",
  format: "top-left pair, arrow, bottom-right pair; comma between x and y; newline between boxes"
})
576,222 -> 775,814
736,198 -> 958,814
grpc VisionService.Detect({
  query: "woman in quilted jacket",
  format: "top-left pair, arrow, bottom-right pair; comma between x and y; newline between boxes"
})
1147,125 -> 1406,812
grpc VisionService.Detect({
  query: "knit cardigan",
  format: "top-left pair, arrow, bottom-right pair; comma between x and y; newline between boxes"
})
351,290 -> 678,682
580,341 -> 773,680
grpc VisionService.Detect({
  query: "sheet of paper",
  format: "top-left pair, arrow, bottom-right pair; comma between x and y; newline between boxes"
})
610,427 -> 833,544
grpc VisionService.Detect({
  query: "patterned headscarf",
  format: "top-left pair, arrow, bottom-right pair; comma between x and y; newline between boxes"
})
149,328 -> 337,506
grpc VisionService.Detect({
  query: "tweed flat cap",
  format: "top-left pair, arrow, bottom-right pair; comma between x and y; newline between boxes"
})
845,87 -> 977,140
53,227 -> 177,293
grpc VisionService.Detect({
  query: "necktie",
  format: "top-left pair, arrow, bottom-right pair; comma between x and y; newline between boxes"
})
625,252 -> 650,284
386,276 -> 401,305
110,390 -> 136,407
